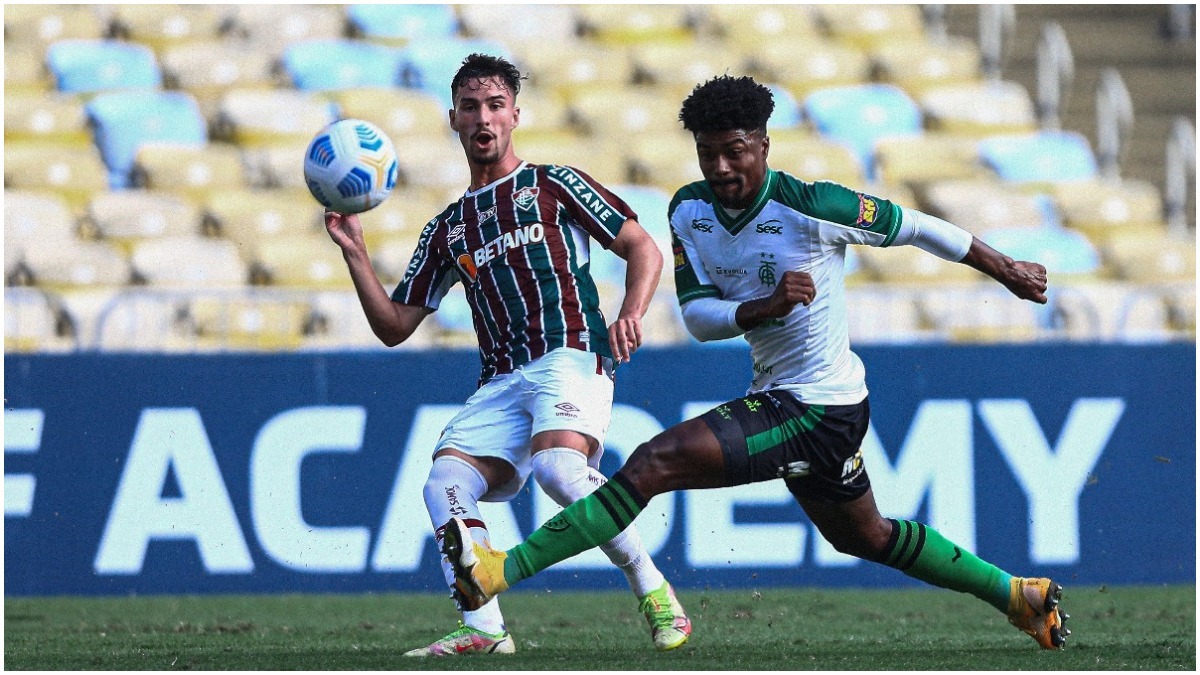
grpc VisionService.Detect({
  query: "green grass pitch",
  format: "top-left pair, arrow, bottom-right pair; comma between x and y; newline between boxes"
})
5,585 -> 1194,670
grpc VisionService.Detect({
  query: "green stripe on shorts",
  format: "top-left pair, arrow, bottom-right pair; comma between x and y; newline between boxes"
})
745,404 -> 826,456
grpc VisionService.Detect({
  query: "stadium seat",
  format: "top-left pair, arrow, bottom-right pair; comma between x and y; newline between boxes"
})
978,131 -> 1098,185
5,287 -> 76,352
700,5 -> 820,44
921,178 -> 1051,236
188,294 -> 316,351
359,188 -> 456,251
159,42 -> 278,117
306,290 -> 438,350
640,290 -> 689,345
766,85 -> 804,130
204,189 -> 324,257
627,41 -> 749,97
575,5 -> 694,45
88,190 -> 203,253
918,285 -> 1044,342
331,88 -> 450,141
610,184 -> 674,260
752,40 -> 871,102
4,91 -> 92,146
920,81 -> 1037,137
624,130 -> 703,192
213,89 -> 337,146
132,143 -> 251,198
765,136 -> 866,188
5,192 -> 80,270
251,234 -> 354,290
873,133 -> 986,187
223,5 -> 347,53
854,242 -> 980,285
4,5 -> 106,47
282,40 -> 404,91
569,87 -> 685,137
507,89 -> 572,138
4,46 -> 52,93
845,288 -> 933,343
458,5 -> 578,44
4,142 -> 110,210
803,84 -> 923,180
1098,232 -> 1196,283
817,4 -> 926,50
86,91 -> 208,188
391,135 -> 472,191
1048,178 -> 1166,243
370,233 -> 425,285
513,43 -> 636,99
238,142 -> 310,190
347,4 -> 459,46
131,235 -> 250,287
983,225 -> 1102,279
22,239 -> 132,289
46,39 -> 162,94
871,36 -> 982,96
513,131 -> 627,187
108,5 -> 228,53
398,38 -> 514,109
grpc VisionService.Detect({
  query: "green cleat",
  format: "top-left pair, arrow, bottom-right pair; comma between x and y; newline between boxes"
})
639,582 -> 692,651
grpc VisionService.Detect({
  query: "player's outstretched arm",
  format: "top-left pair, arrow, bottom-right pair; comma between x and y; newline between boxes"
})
959,237 -> 1049,304
607,219 -> 663,363
325,210 -> 431,345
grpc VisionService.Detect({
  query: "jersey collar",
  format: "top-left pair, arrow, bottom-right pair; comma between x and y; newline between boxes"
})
705,169 -> 778,236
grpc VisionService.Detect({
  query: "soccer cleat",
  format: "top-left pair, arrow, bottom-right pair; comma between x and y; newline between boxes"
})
441,517 -> 510,611
1007,577 -> 1070,649
401,622 -> 515,656
638,582 -> 692,651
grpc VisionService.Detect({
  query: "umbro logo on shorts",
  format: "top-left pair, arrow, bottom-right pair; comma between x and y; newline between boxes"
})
554,402 -> 580,418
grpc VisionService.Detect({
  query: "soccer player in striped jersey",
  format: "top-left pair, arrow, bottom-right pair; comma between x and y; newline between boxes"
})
324,54 -> 689,656
442,75 -> 1070,651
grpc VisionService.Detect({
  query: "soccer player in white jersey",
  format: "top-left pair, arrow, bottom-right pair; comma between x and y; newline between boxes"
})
324,54 -> 690,656
441,75 -> 1070,651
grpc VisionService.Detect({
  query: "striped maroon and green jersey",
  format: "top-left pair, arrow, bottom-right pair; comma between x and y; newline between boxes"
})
392,161 -> 635,385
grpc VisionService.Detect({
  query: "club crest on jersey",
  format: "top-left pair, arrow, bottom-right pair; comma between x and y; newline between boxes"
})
513,186 -> 540,210
857,194 -> 879,228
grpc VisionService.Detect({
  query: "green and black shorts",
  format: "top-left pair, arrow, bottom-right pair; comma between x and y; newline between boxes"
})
697,390 -> 871,503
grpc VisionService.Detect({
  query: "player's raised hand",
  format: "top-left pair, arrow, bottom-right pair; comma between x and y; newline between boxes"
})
999,259 -> 1049,304
608,311 -> 644,364
325,210 -> 366,253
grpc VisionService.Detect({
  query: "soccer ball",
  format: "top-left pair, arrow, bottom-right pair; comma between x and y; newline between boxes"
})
303,118 -> 398,214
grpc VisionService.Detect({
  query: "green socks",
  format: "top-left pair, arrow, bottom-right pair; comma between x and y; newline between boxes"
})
504,473 -> 647,586
878,519 -> 1012,613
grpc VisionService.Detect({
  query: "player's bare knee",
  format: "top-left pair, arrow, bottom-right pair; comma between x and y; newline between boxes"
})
622,439 -> 684,497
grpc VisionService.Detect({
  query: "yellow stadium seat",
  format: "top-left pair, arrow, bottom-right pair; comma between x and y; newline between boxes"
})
920,81 -> 1037,137
4,142 -> 109,210
700,5 -> 821,44
874,133 -> 987,188
459,5 -> 579,44
109,5 -> 230,53
213,88 -> 336,146
306,289 -> 439,350
204,189 -> 324,257
88,190 -> 203,253
4,91 -> 92,146
23,239 -> 131,289
358,188 -> 454,251
131,235 -> 250,287
510,131 -> 627,187
1099,232 -> 1195,284
855,244 -> 982,285
754,39 -> 871,101
239,142 -> 309,190
627,42 -> 750,97
1049,178 -> 1167,243
816,4 -> 926,50
624,130 -> 702,192
252,234 -> 353,290
331,87 -> 450,141
513,43 -> 636,99
4,5 -> 106,47
4,46 -> 52,93
575,5 -> 694,45
5,287 -> 76,352
569,86 -> 685,137
371,234 -> 425,285
871,36 -> 982,97
159,41 -> 279,118
392,135 -> 472,192
188,294 -> 315,350
508,89 -> 572,138
5,191 -> 80,256
132,143 -> 251,199
767,136 -> 866,187
921,178 -> 1047,237
223,5 -> 347,53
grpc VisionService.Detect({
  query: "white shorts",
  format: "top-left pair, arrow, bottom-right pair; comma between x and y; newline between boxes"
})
435,347 -> 615,502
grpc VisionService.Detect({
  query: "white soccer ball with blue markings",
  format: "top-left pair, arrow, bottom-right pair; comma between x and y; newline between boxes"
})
303,118 -> 398,214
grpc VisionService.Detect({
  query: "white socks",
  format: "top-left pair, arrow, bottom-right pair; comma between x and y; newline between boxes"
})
423,455 -> 506,634
531,447 -> 665,597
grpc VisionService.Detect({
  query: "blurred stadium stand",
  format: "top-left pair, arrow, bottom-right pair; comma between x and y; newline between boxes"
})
4,4 -> 1194,353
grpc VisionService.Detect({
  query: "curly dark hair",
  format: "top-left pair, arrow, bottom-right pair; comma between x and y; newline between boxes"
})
679,75 -> 775,135
451,53 -> 524,103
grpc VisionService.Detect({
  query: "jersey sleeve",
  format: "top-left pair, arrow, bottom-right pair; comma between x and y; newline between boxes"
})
668,189 -> 721,305
777,175 -> 904,248
390,217 -> 456,309
542,165 -> 637,248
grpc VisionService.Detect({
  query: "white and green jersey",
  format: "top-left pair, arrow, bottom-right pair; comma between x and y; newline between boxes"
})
669,170 -> 904,405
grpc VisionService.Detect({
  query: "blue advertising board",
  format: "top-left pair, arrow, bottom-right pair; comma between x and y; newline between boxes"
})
4,344 -> 1195,596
